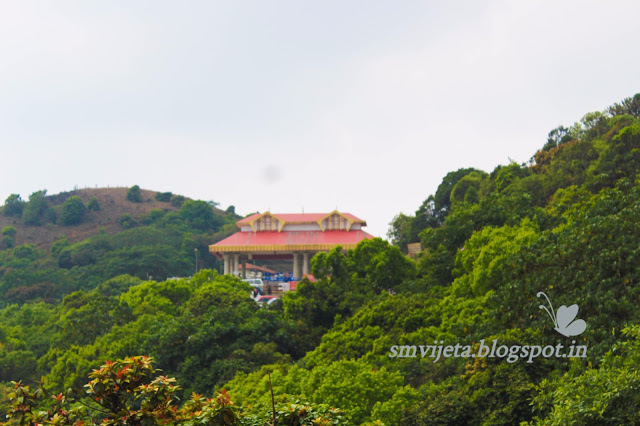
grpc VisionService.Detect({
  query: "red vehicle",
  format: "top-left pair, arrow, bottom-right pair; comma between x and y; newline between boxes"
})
255,295 -> 279,305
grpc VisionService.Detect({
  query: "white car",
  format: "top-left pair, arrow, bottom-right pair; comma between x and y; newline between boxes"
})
243,278 -> 265,295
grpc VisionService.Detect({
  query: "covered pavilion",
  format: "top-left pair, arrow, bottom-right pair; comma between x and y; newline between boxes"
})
209,210 -> 373,279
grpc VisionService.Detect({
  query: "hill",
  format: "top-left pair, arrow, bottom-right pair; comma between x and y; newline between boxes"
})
0,187 -> 226,249
0,187 -> 239,304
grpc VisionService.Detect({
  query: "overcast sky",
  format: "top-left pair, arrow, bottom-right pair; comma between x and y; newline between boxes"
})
1,1 -> 639,238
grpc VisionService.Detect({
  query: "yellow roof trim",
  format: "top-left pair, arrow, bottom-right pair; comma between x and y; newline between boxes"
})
316,210 -> 355,232
209,243 -> 359,253
247,211 -> 286,233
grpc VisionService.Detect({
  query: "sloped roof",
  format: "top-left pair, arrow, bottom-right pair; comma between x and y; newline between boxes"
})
237,211 -> 366,227
209,230 -> 374,253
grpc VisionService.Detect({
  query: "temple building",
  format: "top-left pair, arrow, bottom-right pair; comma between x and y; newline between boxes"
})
209,211 -> 373,278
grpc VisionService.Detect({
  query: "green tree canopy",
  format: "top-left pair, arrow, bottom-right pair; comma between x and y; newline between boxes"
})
2,194 -> 24,217
22,190 -> 50,226
60,196 -> 87,226
126,185 -> 142,203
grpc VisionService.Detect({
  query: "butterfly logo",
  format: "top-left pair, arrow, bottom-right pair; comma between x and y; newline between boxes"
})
537,292 -> 587,337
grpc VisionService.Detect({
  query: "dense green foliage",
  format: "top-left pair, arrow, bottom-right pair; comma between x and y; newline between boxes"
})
0,193 -> 238,305
1,94 -> 640,424
60,196 -> 87,226
126,185 -> 143,203
229,93 -> 640,424
21,191 -> 53,226
170,195 -> 185,207
155,192 -> 173,202
2,195 -> 24,218
2,355 -> 345,425
87,196 -> 101,211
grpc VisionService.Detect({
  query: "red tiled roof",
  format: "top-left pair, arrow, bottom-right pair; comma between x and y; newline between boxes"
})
237,212 -> 366,226
210,230 -> 374,253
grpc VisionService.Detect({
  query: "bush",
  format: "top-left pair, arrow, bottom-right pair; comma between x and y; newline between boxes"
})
141,209 -> 165,225
87,197 -> 101,211
126,185 -> 142,203
180,200 -> 222,231
2,194 -> 24,217
60,196 -> 87,226
2,235 -> 14,249
118,213 -> 138,229
22,190 -> 50,226
1,226 -> 17,249
155,192 -> 172,202
12,244 -> 37,260
51,236 -> 70,257
170,194 -> 185,207
2,226 -> 17,237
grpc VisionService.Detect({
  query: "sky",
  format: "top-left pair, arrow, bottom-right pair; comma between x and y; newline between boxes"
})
1,1 -> 639,238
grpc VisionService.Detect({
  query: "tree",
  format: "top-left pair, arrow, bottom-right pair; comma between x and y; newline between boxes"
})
170,194 -> 185,207
87,196 -> 101,211
179,200 -> 221,231
155,192 -> 172,202
1,226 -> 16,238
1,226 -> 17,250
542,125 -> 572,151
60,196 -> 87,226
608,93 -> 640,118
3,355 -> 344,425
118,213 -> 138,229
434,168 -> 482,213
126,185 -> 142,203
22,190 -> 50,226
387,213 -> 414,251
2,194 -> 24,217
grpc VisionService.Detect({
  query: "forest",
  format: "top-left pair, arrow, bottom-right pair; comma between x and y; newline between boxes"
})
0,93 -> 639,424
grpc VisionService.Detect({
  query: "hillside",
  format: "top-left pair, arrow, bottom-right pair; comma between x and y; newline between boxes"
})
0,187 -> 226,249
1,94 -> 640,424
0,187 -> 238,304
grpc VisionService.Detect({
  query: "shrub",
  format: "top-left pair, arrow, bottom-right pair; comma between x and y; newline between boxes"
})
1,226 -> 17,237
155,191 -> 172,202
87,196 -> 101,211
118,213 -> 138,229
60,196 -> 87,226
2,194 -> 24,217
22,190 -> 50,225
170,194 -> 185,207
126,185 -> 142,203
2,235 -> 14,249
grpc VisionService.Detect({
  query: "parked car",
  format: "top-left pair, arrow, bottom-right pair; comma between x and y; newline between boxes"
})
254,295 -> 279,305
243,278 -> 264,294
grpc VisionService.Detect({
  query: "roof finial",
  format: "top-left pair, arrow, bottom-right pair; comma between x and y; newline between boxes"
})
302,206 -> 304,213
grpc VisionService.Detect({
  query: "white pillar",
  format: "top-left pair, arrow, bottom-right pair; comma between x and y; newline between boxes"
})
242,256 -> 247,278
302,252 -> 309,276
233,254 -> 240,276
293,253 -> 301,278
223,254 -> 229,275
